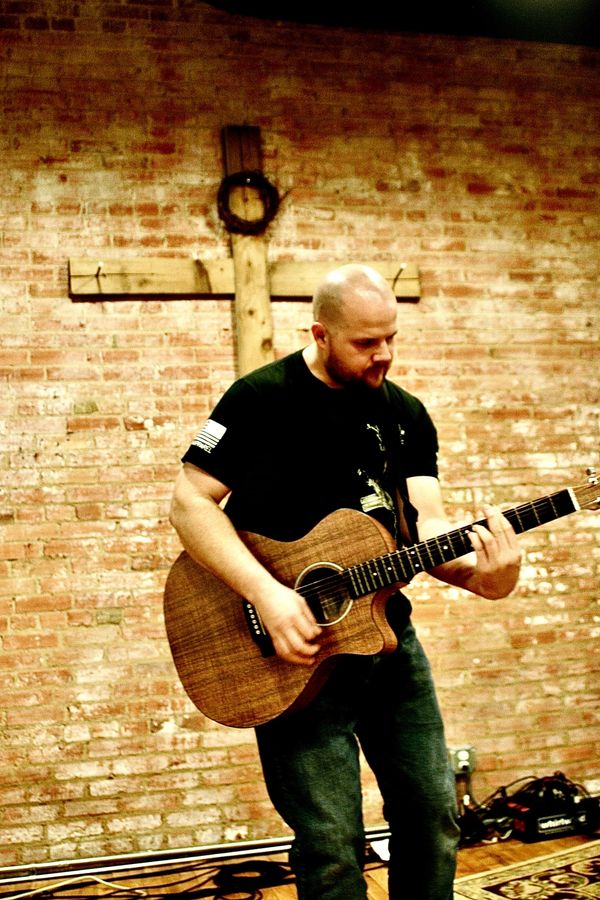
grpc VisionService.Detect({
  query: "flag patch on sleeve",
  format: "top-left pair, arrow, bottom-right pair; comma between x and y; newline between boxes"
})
191,419 -> 227,453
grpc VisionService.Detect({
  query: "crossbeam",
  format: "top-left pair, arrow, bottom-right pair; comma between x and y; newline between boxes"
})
68,258 -> 420,301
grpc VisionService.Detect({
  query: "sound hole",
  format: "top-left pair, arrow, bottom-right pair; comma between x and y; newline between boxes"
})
295,562 -> 352,626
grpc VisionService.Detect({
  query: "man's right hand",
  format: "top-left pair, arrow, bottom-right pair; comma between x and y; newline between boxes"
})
254,583 -> 322,666
170,466 -> 322,666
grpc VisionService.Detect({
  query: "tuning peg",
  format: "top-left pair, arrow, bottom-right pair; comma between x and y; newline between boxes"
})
586,467 -> 598,484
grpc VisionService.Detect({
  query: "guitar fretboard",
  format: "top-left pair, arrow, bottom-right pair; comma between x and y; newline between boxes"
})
345,487 -> 578,599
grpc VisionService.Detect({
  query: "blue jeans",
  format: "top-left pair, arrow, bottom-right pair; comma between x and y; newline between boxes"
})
255,623 -> 460,899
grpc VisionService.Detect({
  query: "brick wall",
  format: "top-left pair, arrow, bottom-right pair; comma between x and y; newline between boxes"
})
1,0 -> 598,865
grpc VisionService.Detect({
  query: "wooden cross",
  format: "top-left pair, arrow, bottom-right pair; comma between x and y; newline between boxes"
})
68,126 -> 420,376
219,125 -> 276,376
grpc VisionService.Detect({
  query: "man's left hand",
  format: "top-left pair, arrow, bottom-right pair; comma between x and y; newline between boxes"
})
468,505 -> 522,599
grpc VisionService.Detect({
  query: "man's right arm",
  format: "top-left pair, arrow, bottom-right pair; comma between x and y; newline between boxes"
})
169,463 -> 321,665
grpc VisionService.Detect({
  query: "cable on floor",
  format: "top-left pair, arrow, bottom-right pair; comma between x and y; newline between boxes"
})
4,875 -> 147,900
213,859 -> 292,897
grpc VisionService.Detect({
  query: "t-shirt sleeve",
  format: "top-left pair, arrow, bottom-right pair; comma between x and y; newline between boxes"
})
181,379 -> 259,489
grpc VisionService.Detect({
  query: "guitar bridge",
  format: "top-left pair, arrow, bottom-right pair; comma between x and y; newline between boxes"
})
242,600 -> 275,657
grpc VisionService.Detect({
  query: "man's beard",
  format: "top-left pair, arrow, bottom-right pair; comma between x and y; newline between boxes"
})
324,355 -> 390,390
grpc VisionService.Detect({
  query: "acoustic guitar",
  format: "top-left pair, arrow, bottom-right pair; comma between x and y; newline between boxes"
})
164,473 -> 599,728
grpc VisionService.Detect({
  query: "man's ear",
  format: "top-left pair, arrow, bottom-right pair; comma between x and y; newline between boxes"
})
311,321 -> 328,348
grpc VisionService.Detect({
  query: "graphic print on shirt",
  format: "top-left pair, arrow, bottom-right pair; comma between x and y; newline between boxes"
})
191,418 -> 227,454
356,422 -> 398,539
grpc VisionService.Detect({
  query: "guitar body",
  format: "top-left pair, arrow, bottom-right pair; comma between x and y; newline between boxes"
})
163,509 -> 400,728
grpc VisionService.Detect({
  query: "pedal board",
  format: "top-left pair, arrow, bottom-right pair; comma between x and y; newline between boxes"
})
507,797 -> 597,842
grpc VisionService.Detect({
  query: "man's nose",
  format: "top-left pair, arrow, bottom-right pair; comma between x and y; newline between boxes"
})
373,341 -> 392,362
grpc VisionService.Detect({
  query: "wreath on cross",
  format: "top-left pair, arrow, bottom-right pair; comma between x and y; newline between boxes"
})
217,170 -> 280,235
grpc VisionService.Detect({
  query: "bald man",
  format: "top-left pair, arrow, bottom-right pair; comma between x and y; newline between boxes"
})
170,264 -> 521,899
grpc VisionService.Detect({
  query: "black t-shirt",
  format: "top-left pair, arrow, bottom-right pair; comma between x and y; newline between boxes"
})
182,350 -> 438,545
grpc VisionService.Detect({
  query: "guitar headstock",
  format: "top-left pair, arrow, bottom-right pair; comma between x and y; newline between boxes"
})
573,467 -> 600,510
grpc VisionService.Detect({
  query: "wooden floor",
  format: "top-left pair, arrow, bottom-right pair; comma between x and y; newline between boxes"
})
2,833 -> 596,898
259,834 -> 596,898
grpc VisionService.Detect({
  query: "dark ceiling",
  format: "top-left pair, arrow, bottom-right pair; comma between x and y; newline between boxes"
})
207,1 -> 600,48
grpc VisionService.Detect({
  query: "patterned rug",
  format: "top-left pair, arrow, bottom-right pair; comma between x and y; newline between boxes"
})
454,840 -> 600,899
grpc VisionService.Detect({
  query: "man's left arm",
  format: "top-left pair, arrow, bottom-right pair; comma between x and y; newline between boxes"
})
406,475 -> 522,600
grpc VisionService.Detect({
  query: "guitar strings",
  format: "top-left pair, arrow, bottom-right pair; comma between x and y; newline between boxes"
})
294,492 -> 573,615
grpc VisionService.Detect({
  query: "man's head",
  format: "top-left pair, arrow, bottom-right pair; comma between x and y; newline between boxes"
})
310,264 -> 398,390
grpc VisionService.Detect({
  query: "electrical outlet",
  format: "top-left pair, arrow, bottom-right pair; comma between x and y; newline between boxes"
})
449,746 -> 476,774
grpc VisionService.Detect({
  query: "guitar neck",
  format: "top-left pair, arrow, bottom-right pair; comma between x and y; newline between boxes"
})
345,486 -> 582,599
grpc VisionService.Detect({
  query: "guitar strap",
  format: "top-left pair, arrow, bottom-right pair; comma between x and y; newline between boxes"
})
382,381 -> 420,547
